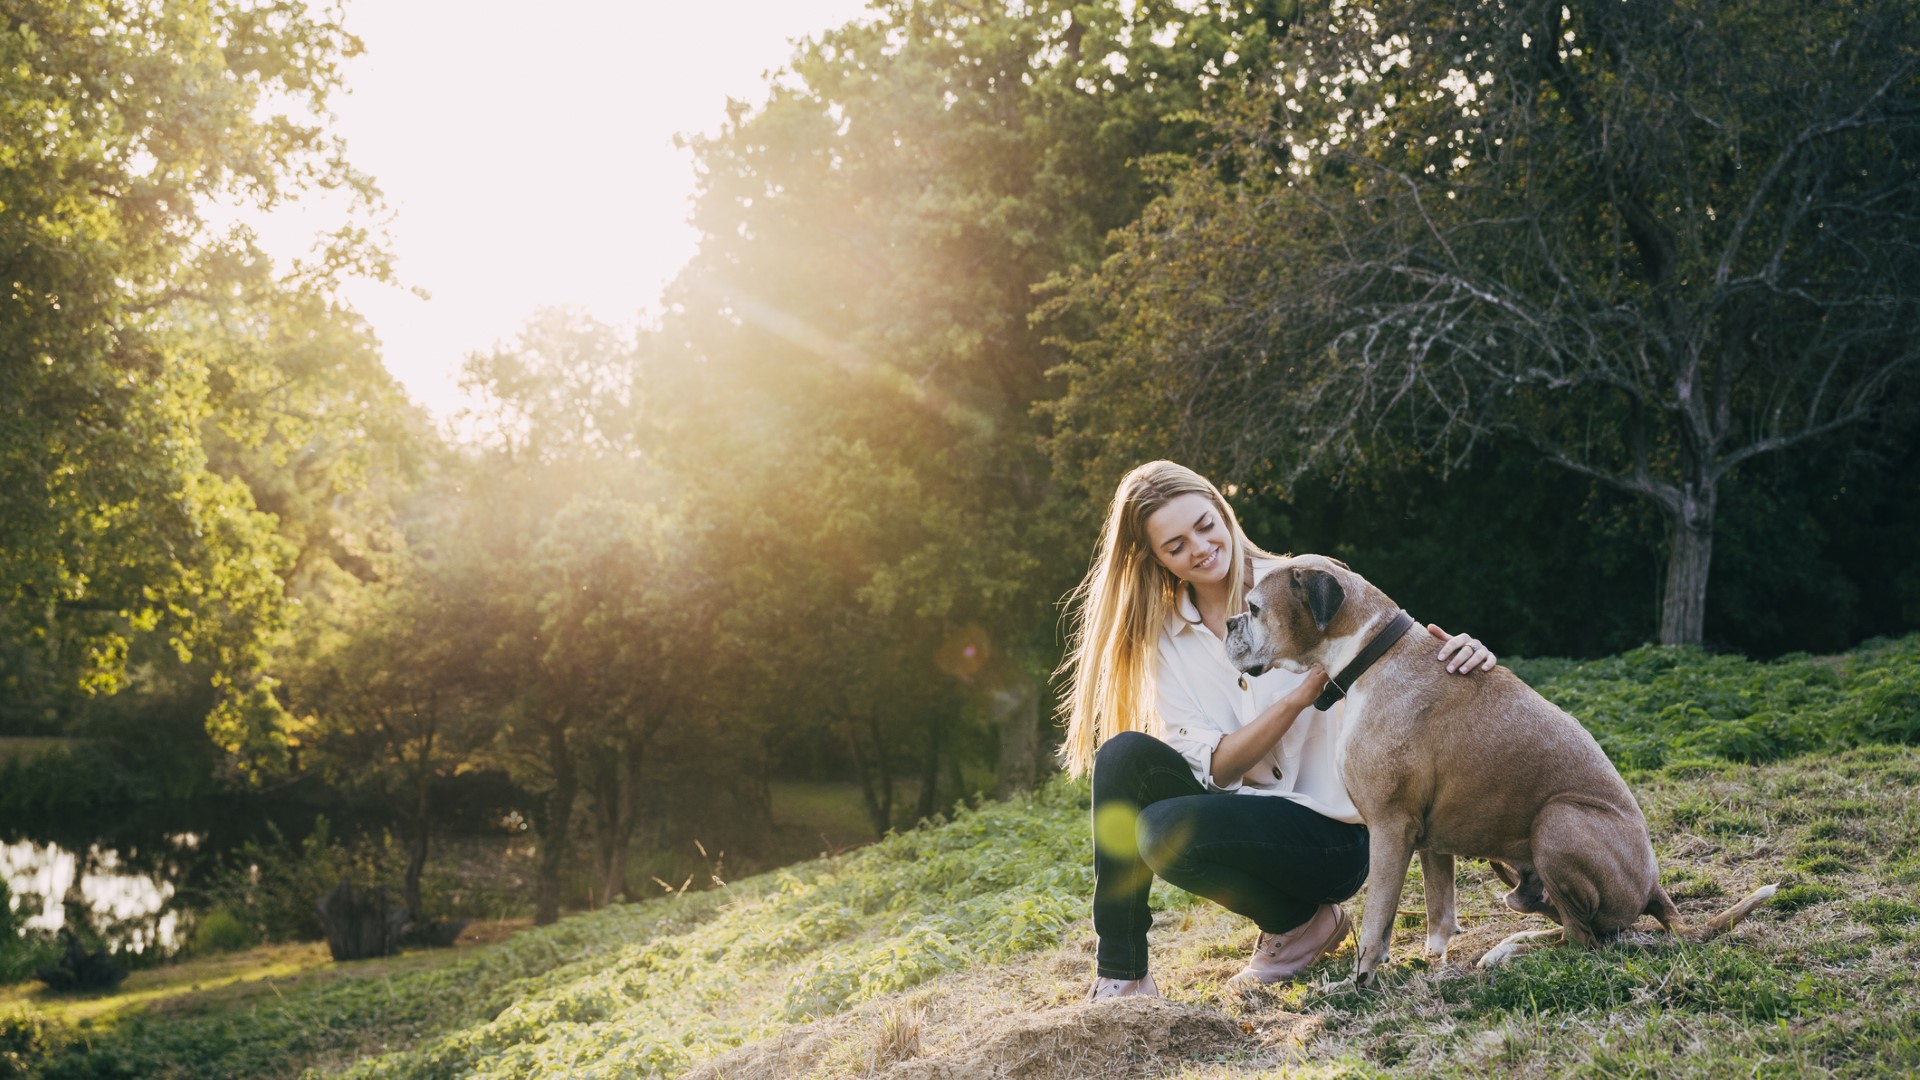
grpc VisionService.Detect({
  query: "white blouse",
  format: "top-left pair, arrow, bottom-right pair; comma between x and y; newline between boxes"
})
1153,559 -> 1364,825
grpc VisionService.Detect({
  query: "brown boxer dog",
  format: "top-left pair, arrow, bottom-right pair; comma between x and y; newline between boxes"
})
1222,554 -> 1777,985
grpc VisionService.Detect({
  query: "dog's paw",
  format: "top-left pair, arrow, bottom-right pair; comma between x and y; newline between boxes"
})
1347,967 -> 1383,991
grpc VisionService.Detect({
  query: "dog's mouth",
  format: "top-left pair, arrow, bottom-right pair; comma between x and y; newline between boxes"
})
1239,662 -> 1267,677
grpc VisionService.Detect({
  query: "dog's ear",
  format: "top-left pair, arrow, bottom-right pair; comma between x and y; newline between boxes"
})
1291,567 -> 1345,631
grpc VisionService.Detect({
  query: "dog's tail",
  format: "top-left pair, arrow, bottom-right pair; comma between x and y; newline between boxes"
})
1645,882 -> 1779,943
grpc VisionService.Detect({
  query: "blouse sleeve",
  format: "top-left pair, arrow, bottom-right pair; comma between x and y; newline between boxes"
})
1154,641 -> 1244,793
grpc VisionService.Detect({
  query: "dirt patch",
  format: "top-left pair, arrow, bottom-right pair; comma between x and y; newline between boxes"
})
882,996 -> 1247,1079
687,996 -> 1248,1080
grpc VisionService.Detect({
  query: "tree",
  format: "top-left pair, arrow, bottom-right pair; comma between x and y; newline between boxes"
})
1050,0 -> 1920,644
296,570 -> 498,925
0,0 -> 401,758
455,309 -> 725,919
529,497 -> 713,906
663,0 -> 1309,796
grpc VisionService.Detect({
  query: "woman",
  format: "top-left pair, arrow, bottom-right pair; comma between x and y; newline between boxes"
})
1057,461 -> 1494,999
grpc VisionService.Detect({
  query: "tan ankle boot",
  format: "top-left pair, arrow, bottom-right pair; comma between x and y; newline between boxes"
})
1227,904 -> 1351,987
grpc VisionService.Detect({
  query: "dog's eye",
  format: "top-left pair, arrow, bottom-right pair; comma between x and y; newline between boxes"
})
1247,599 -> 1262,618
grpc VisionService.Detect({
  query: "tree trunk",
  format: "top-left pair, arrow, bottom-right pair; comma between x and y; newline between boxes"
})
847,719 -> 893,838
598,745 -> 639,906
316,880 -> 406,961
534,716 -> 577,926
586,754 -> 616,908
402,787 -> 430,924
1658,481 -> 1717,645
993,676 -> 1041,800
914,706 -> 944,823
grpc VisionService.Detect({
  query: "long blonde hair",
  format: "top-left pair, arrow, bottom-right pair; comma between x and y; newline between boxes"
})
1055,461 -> 1272,777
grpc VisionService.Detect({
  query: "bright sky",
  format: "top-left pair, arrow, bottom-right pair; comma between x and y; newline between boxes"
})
249,0 -> 874,420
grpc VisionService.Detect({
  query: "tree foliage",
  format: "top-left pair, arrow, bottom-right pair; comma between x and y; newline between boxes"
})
1049,0 -> 1920,644
0,0 -> 412,764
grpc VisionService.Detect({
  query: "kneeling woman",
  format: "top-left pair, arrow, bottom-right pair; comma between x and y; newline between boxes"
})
1057,461 -> 1493,999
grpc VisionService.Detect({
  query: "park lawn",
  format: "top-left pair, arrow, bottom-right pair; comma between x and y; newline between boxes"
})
5,636 -> 1917,1078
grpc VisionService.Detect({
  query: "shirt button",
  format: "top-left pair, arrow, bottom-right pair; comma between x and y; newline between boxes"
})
1178,727 -> 1188,736
1271,766 -> 1283,780
1238,675 -> 1250,691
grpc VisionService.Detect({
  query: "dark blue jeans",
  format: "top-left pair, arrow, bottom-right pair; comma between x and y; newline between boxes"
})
1091,730 -> 1370,979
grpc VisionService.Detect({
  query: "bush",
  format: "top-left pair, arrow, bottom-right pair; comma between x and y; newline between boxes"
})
189,909 -> 258,955
185,818 -> 421,945
0,1008 -> 71,1079
0,883 -> 60,987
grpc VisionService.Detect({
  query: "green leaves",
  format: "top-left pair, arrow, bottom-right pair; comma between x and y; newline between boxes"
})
0,1 -> 410,770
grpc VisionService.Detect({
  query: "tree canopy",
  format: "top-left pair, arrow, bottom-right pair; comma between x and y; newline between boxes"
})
1047,0 -> 1920,644
0,0 -> 414,763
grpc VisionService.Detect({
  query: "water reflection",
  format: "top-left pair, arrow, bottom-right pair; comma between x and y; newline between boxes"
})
2,838 -> 197,952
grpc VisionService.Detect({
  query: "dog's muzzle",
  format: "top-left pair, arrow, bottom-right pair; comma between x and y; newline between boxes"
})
1224,613 -> 1266,676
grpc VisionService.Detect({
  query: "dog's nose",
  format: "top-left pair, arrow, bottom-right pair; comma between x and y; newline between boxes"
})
1226,614 -> 1244,633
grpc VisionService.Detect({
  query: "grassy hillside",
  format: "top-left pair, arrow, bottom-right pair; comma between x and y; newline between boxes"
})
6,637 -> 1918,1078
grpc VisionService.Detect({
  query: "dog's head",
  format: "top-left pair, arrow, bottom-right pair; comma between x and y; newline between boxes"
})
1224,554 -> 1367,676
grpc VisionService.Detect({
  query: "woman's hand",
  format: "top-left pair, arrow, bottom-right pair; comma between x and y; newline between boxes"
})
1428,624 -> 1495,673
1280,664 -> 1332,711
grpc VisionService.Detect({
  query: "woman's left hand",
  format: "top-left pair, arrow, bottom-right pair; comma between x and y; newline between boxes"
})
1427,624 -> 1495,673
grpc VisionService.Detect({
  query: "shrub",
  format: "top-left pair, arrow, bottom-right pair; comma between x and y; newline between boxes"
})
188,909 -> 257,955
0,883 -> 60,987
184,818 -> 420,944
0,1008 -> 71,1079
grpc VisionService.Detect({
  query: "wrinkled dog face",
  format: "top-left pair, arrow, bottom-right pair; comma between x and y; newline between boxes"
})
1224,556 -> 1349,676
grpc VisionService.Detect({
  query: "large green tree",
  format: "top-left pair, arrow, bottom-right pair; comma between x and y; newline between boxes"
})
663,0 -> 1309,795
0,0 -> 406,761
1051,0 -> 1920,645
453,309 -> 732,920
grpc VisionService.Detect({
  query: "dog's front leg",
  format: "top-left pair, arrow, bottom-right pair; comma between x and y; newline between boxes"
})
1353,821 -> 1416,987
1418,850 -> 1461,961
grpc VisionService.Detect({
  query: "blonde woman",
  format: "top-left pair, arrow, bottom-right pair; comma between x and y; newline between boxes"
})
1058,460 -> 1494,999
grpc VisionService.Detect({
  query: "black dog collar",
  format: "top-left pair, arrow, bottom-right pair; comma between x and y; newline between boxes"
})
1313,609 -> 1416,712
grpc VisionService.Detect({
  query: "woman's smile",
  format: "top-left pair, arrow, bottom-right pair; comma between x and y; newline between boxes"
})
1145,492 -> 1233,587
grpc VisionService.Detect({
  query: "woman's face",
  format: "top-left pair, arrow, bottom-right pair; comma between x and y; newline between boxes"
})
1142,492 -> 1231,589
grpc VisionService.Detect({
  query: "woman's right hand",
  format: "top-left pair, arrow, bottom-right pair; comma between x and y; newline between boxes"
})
1280,664 -> 1331,713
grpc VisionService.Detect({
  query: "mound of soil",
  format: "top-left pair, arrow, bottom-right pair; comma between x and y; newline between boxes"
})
686,995 -> 1249,1080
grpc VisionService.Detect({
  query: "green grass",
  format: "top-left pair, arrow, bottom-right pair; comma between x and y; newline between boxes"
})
6,635 -> 1920,1078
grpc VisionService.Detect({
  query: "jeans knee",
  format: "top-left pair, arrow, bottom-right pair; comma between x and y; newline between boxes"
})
1094,730 -> 1160,772
1135,801 -> 1201,876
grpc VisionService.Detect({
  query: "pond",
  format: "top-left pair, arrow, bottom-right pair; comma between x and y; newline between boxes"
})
2,837 -> 198,953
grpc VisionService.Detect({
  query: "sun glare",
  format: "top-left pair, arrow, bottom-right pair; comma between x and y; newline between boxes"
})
226,0 -> 873,422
